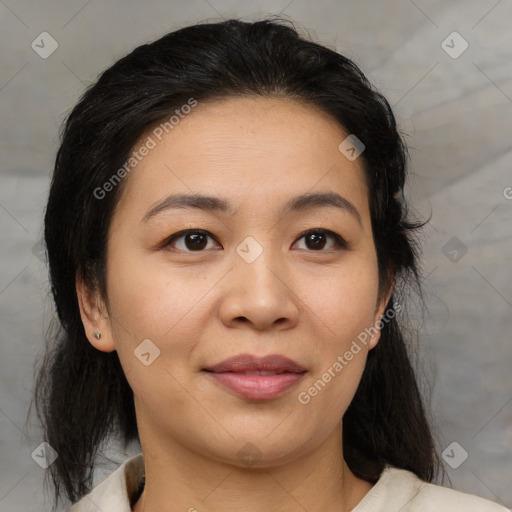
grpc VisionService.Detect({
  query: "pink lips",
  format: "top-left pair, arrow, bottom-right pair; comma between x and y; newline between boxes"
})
203,354 -> 307,400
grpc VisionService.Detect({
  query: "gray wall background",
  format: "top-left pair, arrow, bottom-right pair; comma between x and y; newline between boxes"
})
0,1 -> 511,510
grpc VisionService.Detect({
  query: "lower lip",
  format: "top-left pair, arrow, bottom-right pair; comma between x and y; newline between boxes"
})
204,371 -> 306,400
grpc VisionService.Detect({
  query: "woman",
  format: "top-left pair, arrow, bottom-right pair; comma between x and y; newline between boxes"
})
33,17 -> 509,512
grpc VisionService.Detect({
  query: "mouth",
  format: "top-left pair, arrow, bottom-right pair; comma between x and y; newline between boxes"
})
203,353 -> 307,374
202,354 -> 307,400
206,370 -> 298,376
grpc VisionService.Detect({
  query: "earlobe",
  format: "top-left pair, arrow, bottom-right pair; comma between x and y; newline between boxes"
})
75,275 -> 115,352
368,315 -> 384,350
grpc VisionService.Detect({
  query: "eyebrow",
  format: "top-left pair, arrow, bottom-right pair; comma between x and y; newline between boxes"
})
141,191 -> 362,225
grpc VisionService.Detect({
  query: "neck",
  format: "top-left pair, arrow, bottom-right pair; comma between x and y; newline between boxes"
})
132,423 -> 374,512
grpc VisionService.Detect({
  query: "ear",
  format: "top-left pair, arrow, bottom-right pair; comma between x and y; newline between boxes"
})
76,274 -> 116,352
367,277 -> 395,350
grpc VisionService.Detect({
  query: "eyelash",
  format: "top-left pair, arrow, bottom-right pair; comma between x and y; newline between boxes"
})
161,228 -> 348,253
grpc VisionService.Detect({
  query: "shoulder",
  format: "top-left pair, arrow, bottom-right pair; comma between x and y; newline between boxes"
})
354,465 -> 510,512
67,453 -> 145,512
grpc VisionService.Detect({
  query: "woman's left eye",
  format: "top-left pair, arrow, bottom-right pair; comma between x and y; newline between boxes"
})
293,229 -> 348,251
162,228 -> 347,253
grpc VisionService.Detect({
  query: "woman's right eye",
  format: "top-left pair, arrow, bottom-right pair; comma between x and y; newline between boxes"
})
162,230 -> 221,252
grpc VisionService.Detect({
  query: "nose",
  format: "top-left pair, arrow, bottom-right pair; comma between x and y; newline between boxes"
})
218,249 -> 300,331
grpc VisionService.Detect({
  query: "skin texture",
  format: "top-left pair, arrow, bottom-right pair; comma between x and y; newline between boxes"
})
76,96 -> 393,512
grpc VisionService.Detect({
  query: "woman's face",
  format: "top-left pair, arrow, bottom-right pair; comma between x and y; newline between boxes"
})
81,96 -> 391,466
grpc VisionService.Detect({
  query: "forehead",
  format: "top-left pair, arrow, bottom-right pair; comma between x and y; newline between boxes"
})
113,96 -> 370,222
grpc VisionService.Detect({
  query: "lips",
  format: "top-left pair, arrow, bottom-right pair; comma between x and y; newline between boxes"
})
203,354 -> 307,374
203,354 -> 307,400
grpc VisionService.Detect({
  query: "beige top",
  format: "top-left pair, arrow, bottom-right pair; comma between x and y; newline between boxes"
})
68,454 -> 510,511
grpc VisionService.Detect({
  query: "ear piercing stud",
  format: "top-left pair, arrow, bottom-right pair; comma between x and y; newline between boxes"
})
94,332 -> 101,340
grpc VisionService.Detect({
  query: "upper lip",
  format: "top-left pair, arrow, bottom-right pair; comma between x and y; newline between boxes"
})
203,354 -> 307,373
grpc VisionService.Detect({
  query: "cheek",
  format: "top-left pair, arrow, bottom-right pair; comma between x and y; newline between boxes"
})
293,271 -> 378,433
295,254 -> 379,405
300,255 -> 380,344
104,246 -> 213,377
105,265 -> 215,431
